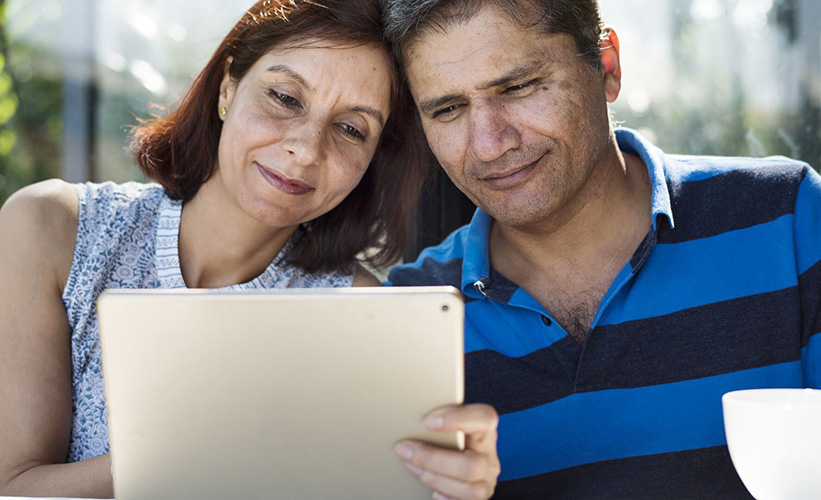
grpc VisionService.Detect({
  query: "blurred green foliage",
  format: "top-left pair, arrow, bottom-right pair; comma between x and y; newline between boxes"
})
0,0 -> 63,206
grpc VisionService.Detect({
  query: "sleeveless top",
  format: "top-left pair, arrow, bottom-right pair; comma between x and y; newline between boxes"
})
62,182 -> 355,462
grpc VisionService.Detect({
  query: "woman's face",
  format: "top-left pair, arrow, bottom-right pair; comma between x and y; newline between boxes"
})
215,40 -> 393,229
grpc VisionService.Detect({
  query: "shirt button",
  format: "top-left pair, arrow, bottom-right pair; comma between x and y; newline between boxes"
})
541,315 -> 552,326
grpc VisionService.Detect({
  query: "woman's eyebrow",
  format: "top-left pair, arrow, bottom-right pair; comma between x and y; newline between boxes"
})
349,106 -> 385,128
267,64 -> 312,90
267,64 -> 385,127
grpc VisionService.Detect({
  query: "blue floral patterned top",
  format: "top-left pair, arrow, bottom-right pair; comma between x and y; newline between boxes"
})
62,182 -> 355,462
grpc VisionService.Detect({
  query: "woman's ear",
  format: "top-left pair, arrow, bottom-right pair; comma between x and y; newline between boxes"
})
600,27 -> 622,103
218,57 -> 236,120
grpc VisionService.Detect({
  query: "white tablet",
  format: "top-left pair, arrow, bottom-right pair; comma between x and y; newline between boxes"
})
97,286 -> 464,500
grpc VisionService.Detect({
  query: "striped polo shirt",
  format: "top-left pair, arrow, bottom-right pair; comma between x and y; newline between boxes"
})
387,128 -> 821,499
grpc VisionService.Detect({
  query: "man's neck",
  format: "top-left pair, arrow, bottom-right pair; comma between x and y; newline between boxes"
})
488,147 -> 653,343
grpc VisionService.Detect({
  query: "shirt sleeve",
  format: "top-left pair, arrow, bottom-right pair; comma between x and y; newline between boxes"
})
795,165 -> 821,389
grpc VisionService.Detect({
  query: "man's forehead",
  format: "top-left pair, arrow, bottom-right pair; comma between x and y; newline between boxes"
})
405,26 -> 571,87
405,28 -> 581,116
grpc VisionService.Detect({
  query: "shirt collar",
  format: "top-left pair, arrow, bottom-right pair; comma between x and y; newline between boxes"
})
459,128 -> 674,298
615,128 -> 675,231
460,209 -> 493,298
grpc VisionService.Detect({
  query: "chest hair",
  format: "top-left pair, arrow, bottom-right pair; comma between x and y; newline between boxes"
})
545,291 -> 604,345
523,273 -> 614,346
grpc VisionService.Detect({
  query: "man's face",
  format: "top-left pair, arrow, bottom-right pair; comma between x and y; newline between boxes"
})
405,5 -> 619,229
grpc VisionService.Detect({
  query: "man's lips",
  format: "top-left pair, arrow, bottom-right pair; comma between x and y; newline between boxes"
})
256,163 -> 314,195
480,160 -> 538,189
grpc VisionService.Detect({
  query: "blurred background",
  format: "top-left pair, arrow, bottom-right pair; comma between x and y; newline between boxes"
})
0,0 -> 819,257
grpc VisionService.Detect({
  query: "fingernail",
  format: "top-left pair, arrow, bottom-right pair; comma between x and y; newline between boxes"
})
394,443 -> 413,460
425,415 -> 444,429
432,492 -> 449,500
403,461 -> 423,477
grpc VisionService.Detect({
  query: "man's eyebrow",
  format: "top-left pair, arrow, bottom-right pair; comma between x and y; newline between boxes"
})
267,65 -> 312,91
418,60 -> 549,115
419,94 -> 462,115
350,106 -> 385,128
479,60 -> 547,90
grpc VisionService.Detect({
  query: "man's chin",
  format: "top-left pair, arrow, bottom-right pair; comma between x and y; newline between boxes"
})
481,203 -> 545,229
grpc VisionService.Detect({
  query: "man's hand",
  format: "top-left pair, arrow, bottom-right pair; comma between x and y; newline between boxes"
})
394,404 -> 500,500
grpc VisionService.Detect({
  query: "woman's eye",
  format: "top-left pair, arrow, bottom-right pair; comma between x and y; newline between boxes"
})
338,123 -> 365,142
268,89 -> 301,109
504,79 -> 540,94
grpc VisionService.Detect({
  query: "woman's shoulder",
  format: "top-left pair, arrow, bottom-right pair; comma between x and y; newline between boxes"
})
76,180 -> 166,212
1,179 -> 79,242
74,180 -> 168,241
0,179 -> 80,285
3,176 -> 77,209
0,180 -> 166,286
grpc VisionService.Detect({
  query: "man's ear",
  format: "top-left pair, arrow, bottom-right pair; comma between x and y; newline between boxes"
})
600,27 -> 622,103
218,57 -> 237,120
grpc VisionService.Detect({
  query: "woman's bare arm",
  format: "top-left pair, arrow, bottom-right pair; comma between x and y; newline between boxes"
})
0,180 -> 113,498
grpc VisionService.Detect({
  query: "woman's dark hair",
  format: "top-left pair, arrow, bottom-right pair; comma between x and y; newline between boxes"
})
131,0 -> 428,273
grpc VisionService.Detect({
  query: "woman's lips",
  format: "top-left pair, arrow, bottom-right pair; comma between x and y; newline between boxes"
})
256,163 -> 314,195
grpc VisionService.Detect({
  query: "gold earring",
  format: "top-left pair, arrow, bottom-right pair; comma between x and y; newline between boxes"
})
219,107 -> 227,117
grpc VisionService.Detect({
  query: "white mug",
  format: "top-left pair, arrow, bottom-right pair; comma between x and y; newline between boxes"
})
722,388 -> 821,500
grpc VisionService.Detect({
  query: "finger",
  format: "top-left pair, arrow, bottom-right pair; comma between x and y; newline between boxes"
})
425,404 -> 499,453
401,460 -> 495,500
394,440 -> 499,484
425,403 -> 498,433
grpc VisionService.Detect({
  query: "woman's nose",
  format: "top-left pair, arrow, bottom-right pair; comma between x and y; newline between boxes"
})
282,123 -> 325,167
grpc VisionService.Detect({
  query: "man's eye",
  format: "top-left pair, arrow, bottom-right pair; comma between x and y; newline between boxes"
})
432,104 -> 460,119
504,79 -> 540,94
268,89 -> 302,109
337,123 -> 366,142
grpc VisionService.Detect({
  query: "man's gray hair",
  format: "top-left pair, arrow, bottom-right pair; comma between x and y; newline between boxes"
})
382,0 -> 605,71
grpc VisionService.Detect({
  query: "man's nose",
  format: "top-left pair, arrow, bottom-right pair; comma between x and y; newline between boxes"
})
282,122 -> 325,167
468,102 -> 521,163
